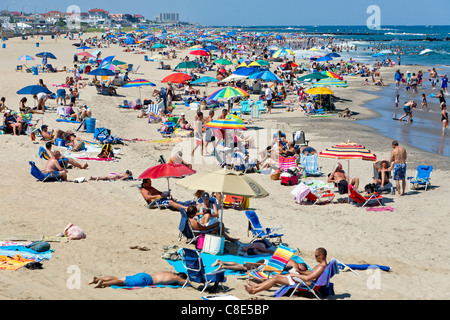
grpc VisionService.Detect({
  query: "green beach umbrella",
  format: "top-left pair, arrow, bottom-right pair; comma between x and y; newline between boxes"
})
175,61 -> 199,70
214,58 -> 233,65
297,72 -> 329,82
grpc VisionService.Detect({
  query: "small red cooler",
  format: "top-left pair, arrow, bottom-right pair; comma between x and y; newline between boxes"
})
281,174 -> 299,186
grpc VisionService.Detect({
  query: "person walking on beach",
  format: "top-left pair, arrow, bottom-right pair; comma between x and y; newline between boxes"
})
389,141 -> 407,196
264,84 -> 273,114
441,74 -> 448,94
394,70 -> 402,89
398,100 -> 416,123
429,68 -> 439,90
441,103 -> 448,135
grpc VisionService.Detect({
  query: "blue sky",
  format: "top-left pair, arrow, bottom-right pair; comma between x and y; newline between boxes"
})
5,0 -> 450,26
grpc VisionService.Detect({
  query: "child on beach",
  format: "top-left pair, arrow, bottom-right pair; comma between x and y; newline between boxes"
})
441,75 -> 448,94
421,94 -> 430,111
395,94 -> 399,109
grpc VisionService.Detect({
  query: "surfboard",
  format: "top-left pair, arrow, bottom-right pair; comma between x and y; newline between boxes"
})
393,117 -> 413,123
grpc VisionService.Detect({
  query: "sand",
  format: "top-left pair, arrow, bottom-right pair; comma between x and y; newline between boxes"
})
0,33 -> 449,301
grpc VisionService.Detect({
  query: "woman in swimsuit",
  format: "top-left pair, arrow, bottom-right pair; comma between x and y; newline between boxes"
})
196,192 -> 219,226
90,170 -> 133,181
441,103 -> 448,135
421,94 -> 430,111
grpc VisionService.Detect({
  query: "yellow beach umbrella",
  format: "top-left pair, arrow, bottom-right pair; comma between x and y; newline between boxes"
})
305,87 -> 334,95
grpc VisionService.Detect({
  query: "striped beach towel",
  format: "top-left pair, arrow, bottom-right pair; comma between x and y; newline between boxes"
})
279,156 -> 297,172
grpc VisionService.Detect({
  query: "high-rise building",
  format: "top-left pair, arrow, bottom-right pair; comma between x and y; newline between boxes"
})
159,13 -> 179,22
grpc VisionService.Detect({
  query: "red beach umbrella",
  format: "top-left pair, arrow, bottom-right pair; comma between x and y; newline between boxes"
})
161,73 -> 192,84
190,49 -> 210,56
138,163 -> 196,190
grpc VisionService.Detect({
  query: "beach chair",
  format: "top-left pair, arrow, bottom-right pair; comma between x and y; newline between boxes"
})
348,184 -> 383,207
293,130 -> 309,147
304,188 -> 335,205
223,195 -> 249,210
300,154 -> 322,176
372,161 -> 394,194
241,100 -> 251,115
179,248 -> 226,293
245,210 -> 284,245
24,64 -> 32,73
16,65 -> 23,72
254,100 -> 267,113
29,161 -> 62,183
274,259 -> 340,300
247,244 -> 296,281
407,165 -> 433,191
178,208 -> 214,245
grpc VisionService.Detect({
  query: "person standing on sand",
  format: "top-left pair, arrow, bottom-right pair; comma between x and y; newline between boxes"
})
441,103 -> 448,135
389,141 -> 407,196
429,68 -> 439,90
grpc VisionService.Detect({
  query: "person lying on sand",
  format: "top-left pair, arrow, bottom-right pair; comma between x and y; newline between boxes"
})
88,271 -> 187,288
90,170 -> 133,181
45,141 -> 88,169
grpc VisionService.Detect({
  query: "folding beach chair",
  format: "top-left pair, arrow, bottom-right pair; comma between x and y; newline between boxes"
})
245,210 -> 284,245
407,165 -> 433,191
223,195 -> 248,210
300,154 -> 322,176
348,184 -> 383,207
178,209 -> 213,245
304,188 -> 335,205
247,244 -> 297,281
254,100 -> 267,113
180,248 -> 226,293
372,161 -> 395,194
29,161 -> 62,182
274,259 -> 340,300
241,100 -> 251,115
293,130 -> 309,147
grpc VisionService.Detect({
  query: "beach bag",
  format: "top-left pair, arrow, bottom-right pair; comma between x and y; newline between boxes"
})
94,127 -> 111,143
196,234 -> 205,250
270,170 -> 281,181
63,223 -> 86,240
98,143 -> 113,158
241,197 -> 250,210
202,234 -> 225,255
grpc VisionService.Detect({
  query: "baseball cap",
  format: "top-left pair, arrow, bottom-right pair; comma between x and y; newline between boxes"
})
201,192 -> 210,201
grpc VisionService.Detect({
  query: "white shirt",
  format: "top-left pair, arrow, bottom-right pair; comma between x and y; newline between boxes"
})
265,87 -> 272,100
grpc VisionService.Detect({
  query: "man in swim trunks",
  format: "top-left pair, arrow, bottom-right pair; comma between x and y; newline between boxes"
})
429,68 -> 439,90
398,100 -> 416,123
327,162 -> 359,194
43,150 -> 68,181
88,271 -> 187,288
244,247 -> 328,294
389,140 -> 407,196
175,113 -> 194,131
140,178 -> 188,211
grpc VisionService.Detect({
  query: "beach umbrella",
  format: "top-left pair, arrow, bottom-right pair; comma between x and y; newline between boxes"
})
204,119 -> 248,131
151,43 -> 167,49
321,71 -> 343,80
111,60 -> 127,66
190,49 -> 210,57
319,142 -> 377,200
18,55 -> 34,61
124,38 -> 135,45
77,46 -> 92,51
99,55 -> 114,68
315,55 -> 333,62
87,68 -> 115,76
190,76 -> 219,85
326,52 -> 341,58
17,85 -> 52,95
312,78 -> 349,88
272,48 -> 294,58
123,79 -> 156,101
174,61 -> 199,70
256,60 -> 270,67
161,73 -> 192,84
36,52 -> 56,59
77,51 -> 95,58
176,168 -> 269,235
207,86 -> 250,101
139,163 -> 196,191
297,72 -> 329,82
305,87 -> 334,95
248,70 -> 283,82
226,114 -> 245,124
214,58 -> 233,65
233,67 -> 260,77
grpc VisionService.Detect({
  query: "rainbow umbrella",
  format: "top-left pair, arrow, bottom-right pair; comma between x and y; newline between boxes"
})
207,86 -> 250,101
321,71 -> 343,80
124,79 -> 156,101
226,114 -> 244,124
204,119 -> 247,131
312,78 -> 348,88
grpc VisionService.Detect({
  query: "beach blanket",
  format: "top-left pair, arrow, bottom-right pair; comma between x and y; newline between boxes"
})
111,283 -> 188,290
366,206 -> 396,212
56,119 -> 81,124
147,138 -> 185,144
0,248 -> 53,262
0,241 -> 32,247
166,252 -> 308,276
75,157 -> 115,162
338,263 -> 390,272
0,254 -> 35,271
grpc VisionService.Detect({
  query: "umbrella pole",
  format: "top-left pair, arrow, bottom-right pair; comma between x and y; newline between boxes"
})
220,192 -> 224,236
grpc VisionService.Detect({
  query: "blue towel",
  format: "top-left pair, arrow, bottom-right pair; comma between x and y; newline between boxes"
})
166,252 -> 308,275
0,248 -> 53,261
56,119 -> 81,123
338,263 -> 390,272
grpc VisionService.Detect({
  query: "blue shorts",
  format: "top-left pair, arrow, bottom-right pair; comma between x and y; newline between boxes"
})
403,106 -> 411,113
125,273 -> 153,287
56,89 -> 66,98
393,163 -> 406,180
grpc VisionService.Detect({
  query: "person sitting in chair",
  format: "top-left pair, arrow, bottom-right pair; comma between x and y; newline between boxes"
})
373,160 -> 392,188
140,178 -> 188,211
327,162 -> 359,194
43,150 -> 68,181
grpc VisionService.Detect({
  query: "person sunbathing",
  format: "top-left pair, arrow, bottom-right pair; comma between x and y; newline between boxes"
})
45,141 -> 88,169
244,248 -> 328,295
43,150 -> 68,181
90,171 -> 133,181
186,205 -> 239,242
66,134 -> 85,151
175,113 -> 194,131
88,271 -> 187,288
373,160 -> 391,188
196,192 -> 219,225
3,110 -> 23,136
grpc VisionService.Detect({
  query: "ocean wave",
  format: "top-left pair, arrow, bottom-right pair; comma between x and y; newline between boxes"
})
419,49 -> 450,55
385,32 -> 432,36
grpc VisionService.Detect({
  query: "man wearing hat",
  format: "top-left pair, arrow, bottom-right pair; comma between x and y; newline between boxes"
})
40,124 -> 54,141
175,113 -> 193,131
3,109 -> 23,136
169,151 -> 192,169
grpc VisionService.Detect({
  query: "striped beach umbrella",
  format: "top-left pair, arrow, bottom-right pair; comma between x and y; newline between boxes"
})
204,119 -> 247,131
123,79 -> 156,101
18,55 -> 34,61
207,86 -> 250,101
319,142 -> 377,200
321,71 -> 343,80
272,48 -> 294,58
312,78 -> 349,88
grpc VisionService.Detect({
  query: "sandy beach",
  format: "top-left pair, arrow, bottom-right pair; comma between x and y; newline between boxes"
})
0,32 -> 449,301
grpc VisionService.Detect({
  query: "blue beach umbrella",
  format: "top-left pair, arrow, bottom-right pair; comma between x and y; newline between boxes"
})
315,55 -> 333,62
36,52 -> 57,59
190,76 -> 219,85
248,70 -> 283,82
233,67 -> 260,77
87,68 -> 115,76
17,85 -> 52,95
77,46 -> 92,51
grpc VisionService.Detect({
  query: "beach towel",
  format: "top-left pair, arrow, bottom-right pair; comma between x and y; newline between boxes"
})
75,157 -> 115,162
337,263 -> 390,272
0,248 -> 53,261
366,206 -> 396,212
56,119 -> 81,124
0,254 -> 35,271
291,183 -> 311,204
111,283 -> 188,290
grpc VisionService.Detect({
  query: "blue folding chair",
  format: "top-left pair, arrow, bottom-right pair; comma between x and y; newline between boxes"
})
300,154 -> 322,176
179,248 -> 226,293
245,210 -> 283,245
407,165 -> 433,191
29,161 -> 62,182
241,100 -> 251,114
